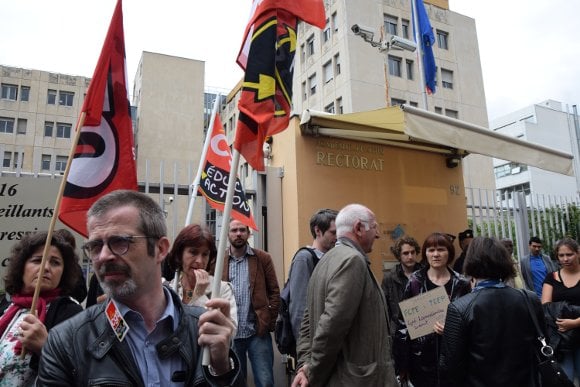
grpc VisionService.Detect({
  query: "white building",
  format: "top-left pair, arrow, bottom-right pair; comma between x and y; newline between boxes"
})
491,99 -> 580,199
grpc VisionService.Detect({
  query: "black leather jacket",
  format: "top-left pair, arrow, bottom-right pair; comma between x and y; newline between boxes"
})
37,288 -> 243,387
393,267 -> 470,385
440,287 -> 542,387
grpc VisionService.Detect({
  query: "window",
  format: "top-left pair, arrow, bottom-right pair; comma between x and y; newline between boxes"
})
409,101 -> 418,107
17,118 -> 27,134
13,152 -> 23,169
391,98 -> 406,106
323,60 -> 333,83
300,44 -> 305,64
307,35 -> 315,56
445,109 -> 458,119
441,69 -> 453,89
336,97 -> 343,114
1,83 -> 18,100
2,152 -> 12,168
44,121 -> 54,137
401,19 -> 410,39
302,81 -> 307,101
437,30 -> 449,50
323,19 -> 331,42
0,117 -> 15,133
324,102 -> 335,114
59,91 -> 74,106
308,73 -> 317,95
384,14 -> 398,36
41,154 -> 51,171
56,123 -> 72,138
55,156 -> 67,172
20,86 -> 30,102
331,12 -> 338,32
388,55 -> 402,77
406,60 -> 414,80
47,89 -> 57,105
434,106 -> 443,114
334,53 -> 341,75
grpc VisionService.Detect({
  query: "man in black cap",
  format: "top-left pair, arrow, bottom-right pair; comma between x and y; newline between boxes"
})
452,229 -> 473,274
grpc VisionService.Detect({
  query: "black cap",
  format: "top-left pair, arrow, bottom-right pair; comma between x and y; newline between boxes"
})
458,229 -> 474,242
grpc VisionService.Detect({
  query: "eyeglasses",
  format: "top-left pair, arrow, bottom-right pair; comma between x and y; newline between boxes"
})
82,235 -> 153,261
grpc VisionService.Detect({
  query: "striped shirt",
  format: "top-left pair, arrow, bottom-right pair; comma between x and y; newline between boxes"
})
229,246 -> 257,339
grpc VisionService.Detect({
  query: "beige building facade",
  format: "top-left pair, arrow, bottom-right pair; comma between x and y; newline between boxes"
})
0,65 -> 89,174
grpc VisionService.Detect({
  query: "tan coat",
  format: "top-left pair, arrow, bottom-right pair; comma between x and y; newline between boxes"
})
297,238 -> 397,386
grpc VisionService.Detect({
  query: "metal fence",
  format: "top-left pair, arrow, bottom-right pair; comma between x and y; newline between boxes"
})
466,187 -> 580,258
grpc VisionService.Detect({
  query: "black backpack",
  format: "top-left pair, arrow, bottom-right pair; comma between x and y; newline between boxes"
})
275,247 -> 318,356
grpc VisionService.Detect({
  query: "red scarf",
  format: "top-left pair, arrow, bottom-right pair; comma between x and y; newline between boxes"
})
0,288 -> 61,354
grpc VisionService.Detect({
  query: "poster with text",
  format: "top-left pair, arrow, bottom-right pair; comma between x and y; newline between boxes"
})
398,286 -> 450,340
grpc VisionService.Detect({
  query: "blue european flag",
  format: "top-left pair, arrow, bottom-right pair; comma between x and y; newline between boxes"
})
415,0 -> 437,94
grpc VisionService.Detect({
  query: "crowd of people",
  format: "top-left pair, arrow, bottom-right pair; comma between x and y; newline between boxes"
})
0,190 -> 578,386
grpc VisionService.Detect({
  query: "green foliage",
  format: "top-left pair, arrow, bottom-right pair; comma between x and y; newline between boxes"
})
468,203 -> 580,259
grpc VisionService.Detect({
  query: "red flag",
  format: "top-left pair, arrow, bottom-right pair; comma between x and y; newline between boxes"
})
58,0 -> 137,237
199,115 -> 257,230
234,0 -> 325,171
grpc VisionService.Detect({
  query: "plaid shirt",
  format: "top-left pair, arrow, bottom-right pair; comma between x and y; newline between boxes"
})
229,246 -> 257,339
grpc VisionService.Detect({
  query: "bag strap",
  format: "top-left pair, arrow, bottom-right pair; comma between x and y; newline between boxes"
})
519,289 -> 555,358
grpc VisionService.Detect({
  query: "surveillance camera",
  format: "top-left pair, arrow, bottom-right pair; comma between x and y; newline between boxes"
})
389,35 -> 417,52
168,196 -> 174,203
351,24 -> 375,41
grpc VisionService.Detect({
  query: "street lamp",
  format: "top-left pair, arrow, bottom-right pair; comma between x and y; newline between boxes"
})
351,24 -> 417,106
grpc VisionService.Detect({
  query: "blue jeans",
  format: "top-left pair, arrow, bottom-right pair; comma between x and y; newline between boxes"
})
233,333 -> 274,387
560,348 -> 580,384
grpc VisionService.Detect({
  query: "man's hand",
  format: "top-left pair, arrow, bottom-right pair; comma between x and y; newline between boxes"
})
19,313 -> 48,354
198,298 -> 236,375
433,320 -> 445,335
291,365 -> 309,387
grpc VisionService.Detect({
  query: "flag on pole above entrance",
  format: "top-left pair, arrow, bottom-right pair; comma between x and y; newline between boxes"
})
414,0 -> 437,94
234,0 -> 326,171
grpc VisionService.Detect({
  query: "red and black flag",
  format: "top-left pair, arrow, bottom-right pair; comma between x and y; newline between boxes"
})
234,0 -> 326,171
58,0 -> 137,237
199,114 -> 257,230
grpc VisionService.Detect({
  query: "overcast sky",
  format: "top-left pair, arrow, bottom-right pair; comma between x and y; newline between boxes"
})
1,0 -> 579,121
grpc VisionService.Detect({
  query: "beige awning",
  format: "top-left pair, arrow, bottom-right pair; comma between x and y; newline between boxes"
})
300,105 -> 574,176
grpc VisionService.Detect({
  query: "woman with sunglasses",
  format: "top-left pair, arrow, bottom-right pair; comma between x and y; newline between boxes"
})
393,232 -> 470,387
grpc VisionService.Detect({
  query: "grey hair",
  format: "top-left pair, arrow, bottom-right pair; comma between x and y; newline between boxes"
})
335,204 -> 372,237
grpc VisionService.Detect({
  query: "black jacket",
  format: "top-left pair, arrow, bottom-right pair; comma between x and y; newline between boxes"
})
37,288 -> 243,387
393,267 -> 470,386
440,287 -> 542,387
381,263 -> 422,335
543,301 -> 580,353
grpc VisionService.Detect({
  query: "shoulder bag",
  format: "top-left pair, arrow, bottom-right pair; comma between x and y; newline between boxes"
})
520,289 -> 575,387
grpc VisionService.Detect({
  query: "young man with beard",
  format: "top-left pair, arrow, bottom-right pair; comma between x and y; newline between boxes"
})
212,219 -> 280,387
37,190 -> 242,386
381,236 -> 422,336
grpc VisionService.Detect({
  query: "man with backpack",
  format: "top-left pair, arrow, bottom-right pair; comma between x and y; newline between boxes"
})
276,209 -> 337,364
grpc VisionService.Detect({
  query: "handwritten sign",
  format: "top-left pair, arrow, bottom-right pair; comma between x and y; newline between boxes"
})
398,286 -> 450,340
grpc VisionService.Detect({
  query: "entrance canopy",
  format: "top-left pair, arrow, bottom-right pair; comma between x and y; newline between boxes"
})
300,105 -> 574,176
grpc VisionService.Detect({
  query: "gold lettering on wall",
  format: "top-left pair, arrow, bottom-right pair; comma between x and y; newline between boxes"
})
315,140 -> 385,171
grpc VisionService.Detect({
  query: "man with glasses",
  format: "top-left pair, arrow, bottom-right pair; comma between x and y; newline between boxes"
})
381,236 -> 422,336
292,204 -> 397,387
520,236 -> 558,297
37,190 -> 243,386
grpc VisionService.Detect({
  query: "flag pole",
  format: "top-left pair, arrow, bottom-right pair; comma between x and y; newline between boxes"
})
184,94 -> 222,226
202,146 -> 241,366
21,111 -> 86,358
411,0 -> 429,109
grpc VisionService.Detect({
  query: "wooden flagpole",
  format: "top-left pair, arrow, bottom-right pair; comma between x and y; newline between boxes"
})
21,111 -> 86,358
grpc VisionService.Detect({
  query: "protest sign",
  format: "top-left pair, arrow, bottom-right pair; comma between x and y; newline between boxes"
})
398,286 -> 450,339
